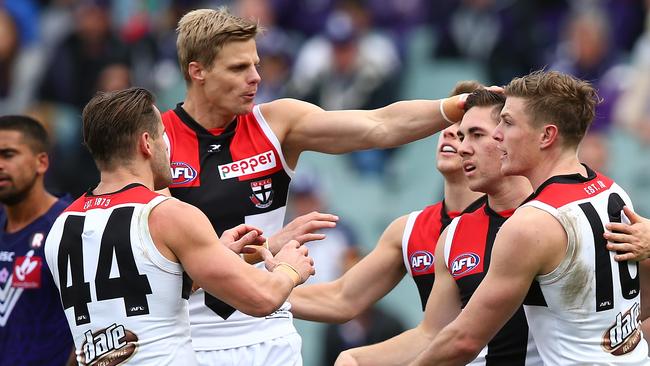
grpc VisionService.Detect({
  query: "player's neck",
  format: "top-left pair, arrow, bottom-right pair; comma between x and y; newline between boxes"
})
527,150 -> 585,191
183,91 -> 236,130
94,166 -> 154,195
486,176 -> 532,212
443,178 -> 483,213
3,185 -> 56,233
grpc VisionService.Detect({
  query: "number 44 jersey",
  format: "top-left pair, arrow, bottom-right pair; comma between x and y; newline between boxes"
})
521,166 -> 650,365
44,184 -> 196,366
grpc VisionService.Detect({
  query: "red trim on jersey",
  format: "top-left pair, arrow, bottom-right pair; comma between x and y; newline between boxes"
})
533,172 -> 614,209
447,205 -> 489,280
64,185 -> 162,213
230,112 -> 283,181
406,202 -> 464,276
162,109 -> 201,188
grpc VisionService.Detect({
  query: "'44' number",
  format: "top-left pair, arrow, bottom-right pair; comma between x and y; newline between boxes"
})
57,207 -> 152,325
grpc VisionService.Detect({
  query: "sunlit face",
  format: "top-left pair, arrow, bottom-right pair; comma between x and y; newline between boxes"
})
457,106 -> 503,193
435,123 -> 463,175
492,97 -> 539,178
201,39 -> 261,116
151,107 -> 172,190
0,131 -> 45,205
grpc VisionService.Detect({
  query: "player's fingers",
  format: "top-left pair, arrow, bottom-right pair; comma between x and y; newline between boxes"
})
296,233 -> 327,244
623,206 -> 641,224
603,231 -> 633,243
605,222 -> 634,235
614,252 -> 636,262
606,242 -> 634,253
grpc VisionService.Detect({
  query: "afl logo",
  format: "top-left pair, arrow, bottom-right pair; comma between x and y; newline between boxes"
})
450,253 -> 480,277
170,161 -> 197,185
410,250 -> 434,272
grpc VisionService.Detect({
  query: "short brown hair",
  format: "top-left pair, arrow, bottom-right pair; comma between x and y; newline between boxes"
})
82,87 -> 159,170
449,80 -> 483,97
176,8 -> 260,82
505,70 -> 600,147
464,89 -> 506,123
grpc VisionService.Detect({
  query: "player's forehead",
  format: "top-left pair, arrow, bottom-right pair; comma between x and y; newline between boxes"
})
459,107 -> 496,134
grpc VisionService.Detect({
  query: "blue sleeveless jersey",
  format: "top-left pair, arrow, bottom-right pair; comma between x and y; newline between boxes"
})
0,197 -> 73,366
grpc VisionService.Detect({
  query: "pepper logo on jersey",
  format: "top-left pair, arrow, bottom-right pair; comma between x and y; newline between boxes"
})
250,178 -> 274,209
170,161 -> 197,185
12,250 -> 41,289
410,250 -> 434,272
602,302 -> 642,355
219,151 -> 276,180
450,253 -> 480,277
79,324 -> 139,366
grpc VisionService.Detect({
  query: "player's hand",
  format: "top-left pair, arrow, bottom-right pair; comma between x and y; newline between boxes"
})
265,240 -> 315,286
267,211 -> 338,254
604,206 -> 650,261
220,224 -> 265,255
334,351 -> 359,366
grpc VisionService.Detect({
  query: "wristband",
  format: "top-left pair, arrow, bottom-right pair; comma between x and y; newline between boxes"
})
274,262 -> 301,286
264,240 -> 270,251
439,98 -> 454,124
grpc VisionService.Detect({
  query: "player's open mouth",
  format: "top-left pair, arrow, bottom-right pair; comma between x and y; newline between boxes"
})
440,144 -> 457,154
463,162 -> 476,173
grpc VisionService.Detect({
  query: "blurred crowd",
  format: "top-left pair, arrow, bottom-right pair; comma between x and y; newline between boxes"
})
1,0 -> 650,197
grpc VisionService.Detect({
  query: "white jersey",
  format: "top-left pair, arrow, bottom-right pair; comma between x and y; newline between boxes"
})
521,167 -> 650,365
44,184 -> 196,366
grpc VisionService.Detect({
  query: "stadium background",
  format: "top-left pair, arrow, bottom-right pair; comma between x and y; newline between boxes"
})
3,0 -> 650,364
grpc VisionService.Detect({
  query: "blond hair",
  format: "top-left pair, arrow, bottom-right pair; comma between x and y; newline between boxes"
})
505,70 -> 600,148
176,8 -> 260,82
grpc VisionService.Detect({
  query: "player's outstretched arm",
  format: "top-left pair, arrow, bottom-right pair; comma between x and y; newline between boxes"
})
260,95 -> 466,167
289,215 -> 409,323
412,209 -> 561,366
605,206 -> 650,262
335,229 -> 463,366
149,199 -> 314,317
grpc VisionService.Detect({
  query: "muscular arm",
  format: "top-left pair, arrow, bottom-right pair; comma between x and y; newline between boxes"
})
337,229 -> 463,366
149,199 -> 299,317
413,209 -> 564,365
289,215 -> 408,323
261,96 -> 465,168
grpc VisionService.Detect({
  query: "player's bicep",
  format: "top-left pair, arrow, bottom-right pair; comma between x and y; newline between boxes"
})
452,217 -> 544,344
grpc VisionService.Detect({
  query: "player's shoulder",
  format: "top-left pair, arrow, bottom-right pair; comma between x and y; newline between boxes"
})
502,206 -> 562,243
260,98 -> 324,121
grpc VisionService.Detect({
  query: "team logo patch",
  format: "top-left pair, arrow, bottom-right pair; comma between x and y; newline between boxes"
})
602,303 -> 642,355
78,324 -> 139,366
410,250 -> 434,272
249,178 -> 274,209
30,232 -> 44,249
219,151 -> 276,180
450,253 -> 480,277
12,251 -> 42,289
170,161 -> 198,185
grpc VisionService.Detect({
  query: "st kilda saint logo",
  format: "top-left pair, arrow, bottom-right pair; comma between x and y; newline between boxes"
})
250,178 -> 274,209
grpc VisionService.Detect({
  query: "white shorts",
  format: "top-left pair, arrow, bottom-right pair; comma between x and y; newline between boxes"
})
194,332 -> 303,366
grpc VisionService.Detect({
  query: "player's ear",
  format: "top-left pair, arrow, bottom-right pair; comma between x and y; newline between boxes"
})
188,61 -> 205,84
139,132 -> 154,158
35,152 -> 49,175
539,123 -> 559,150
